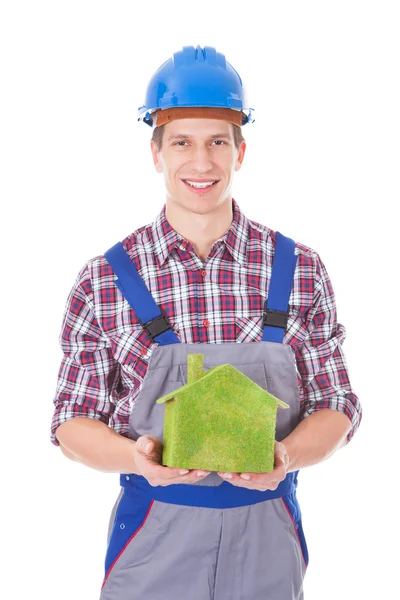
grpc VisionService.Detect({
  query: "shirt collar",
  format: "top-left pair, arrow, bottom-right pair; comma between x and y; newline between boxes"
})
151,198 -> 250,268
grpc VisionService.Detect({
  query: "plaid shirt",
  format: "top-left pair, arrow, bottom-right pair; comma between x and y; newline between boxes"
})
50,199 -> 361,447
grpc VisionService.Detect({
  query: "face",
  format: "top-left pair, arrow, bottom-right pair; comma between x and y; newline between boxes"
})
150,118 -> 246,216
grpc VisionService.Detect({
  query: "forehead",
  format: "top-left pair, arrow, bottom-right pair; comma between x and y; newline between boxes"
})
164,118 -> 234,139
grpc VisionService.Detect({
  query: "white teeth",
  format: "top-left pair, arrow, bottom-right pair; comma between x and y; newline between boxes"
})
186,180 -> 216,188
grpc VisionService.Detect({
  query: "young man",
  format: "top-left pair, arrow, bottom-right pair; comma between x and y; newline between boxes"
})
51,46 -> 362,599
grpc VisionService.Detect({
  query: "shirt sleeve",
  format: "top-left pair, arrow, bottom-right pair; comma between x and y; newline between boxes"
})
294,252 -> 362,443
50,263 -> 120,446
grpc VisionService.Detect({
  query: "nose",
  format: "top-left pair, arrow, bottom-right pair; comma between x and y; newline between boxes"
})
189,144 -> 214,173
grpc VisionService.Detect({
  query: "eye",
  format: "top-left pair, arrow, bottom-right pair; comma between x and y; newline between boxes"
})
211,140 -> 226,146
174,141 -> 189,146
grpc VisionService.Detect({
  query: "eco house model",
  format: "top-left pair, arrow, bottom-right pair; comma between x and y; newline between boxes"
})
156,354 -> 289,473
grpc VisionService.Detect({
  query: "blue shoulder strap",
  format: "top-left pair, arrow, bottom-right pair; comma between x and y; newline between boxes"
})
104,242 -> 180,346
261,231 -> 297,343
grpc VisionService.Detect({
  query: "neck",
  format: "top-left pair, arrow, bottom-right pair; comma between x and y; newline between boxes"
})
165,197 -> 233,263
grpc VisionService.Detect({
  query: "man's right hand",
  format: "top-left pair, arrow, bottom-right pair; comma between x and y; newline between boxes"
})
134,435 -> 210,486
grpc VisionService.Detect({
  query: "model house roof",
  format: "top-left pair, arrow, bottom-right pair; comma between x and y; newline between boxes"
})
156,357 -> 289,410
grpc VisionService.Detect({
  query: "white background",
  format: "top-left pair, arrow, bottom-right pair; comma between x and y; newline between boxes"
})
1,1 -> 399,598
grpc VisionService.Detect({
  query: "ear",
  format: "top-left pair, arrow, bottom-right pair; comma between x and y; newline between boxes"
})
235,140 -> 246,171
150,140 -> 163,173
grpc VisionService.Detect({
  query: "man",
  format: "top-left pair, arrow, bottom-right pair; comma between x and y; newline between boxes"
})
51,45 -> 362,599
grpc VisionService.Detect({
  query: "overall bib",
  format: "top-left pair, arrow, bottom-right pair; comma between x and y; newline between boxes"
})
100,232 -> 309,600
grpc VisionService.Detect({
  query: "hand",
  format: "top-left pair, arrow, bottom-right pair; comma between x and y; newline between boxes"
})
217,441 -> 289,491
133,435 -> 210,487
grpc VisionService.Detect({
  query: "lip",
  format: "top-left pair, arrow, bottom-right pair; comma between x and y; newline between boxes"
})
181,179 -> 220,194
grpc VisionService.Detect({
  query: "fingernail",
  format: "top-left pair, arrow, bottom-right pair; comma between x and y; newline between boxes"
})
179,470 -> 189,475
221,473 -> 232,479
197,471 -> 208,477
240,474 -> 251,480
145,442 -> 152,453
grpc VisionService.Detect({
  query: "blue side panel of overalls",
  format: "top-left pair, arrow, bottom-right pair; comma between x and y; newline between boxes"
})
103,231 -> 308,574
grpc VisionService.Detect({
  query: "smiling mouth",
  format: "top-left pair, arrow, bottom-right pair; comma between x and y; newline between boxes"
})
182,180 -> 219,190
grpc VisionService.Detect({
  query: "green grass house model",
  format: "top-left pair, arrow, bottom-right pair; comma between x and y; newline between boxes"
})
156,354 -> 289,473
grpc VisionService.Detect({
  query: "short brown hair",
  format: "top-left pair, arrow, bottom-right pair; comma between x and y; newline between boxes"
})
151,123 -> 245,151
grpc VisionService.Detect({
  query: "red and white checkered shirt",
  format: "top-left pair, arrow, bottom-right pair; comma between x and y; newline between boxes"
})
50,199 -> 362,447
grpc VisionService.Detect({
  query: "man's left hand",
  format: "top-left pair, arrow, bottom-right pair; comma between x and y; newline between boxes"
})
217,441 -> 289,491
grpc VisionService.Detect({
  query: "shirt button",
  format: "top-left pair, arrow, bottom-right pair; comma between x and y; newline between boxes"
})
203,319 -> 210,327
201,270 -> 207,277
141,347 -> 147,355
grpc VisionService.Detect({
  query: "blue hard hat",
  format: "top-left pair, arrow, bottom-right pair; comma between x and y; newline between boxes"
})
137,45 -> 255,127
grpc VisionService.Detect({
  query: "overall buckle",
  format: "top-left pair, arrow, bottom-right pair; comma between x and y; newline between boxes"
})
142,314 -> 172,341
262,308 -> 288,329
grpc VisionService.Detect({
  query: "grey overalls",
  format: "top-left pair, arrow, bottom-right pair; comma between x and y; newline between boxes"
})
99,231 -> 309,599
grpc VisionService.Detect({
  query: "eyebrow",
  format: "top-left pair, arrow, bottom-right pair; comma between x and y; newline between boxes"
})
167,133 -> 232,141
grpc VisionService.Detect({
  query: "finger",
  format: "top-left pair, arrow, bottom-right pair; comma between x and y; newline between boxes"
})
160,469 -> 210,483
149,469 -> 211,486
219,471 -> 282,489
176,470 -> 211,484
145,462 -> 211,482
221,473 -> 255,488
271,463 -> 287,480
144,463 -> 191,480
218,471 -> 254,482
218,472 -> 233,480
230,476 -> 280,491
274,453 -> 286,467
136,436 -> 160,459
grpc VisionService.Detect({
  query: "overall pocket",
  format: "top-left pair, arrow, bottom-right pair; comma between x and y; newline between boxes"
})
102,491 -> 161,591
235,315 -> 264,343
279,495 -> 309,572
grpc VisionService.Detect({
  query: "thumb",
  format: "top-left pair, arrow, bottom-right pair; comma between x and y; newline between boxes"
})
137,436 -> 154,454
276,452 -> 287,468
